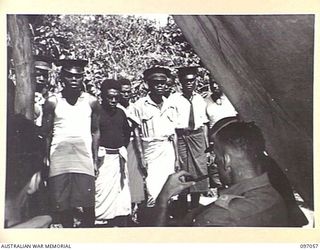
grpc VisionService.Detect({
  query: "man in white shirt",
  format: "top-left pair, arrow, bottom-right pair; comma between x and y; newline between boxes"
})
134,67 -> 179,206
168,66 -> 209,214
205,80 -> 238,128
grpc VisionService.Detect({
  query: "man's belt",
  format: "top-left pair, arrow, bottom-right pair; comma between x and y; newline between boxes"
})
176,127 -> 203,137
105,148 -> 120,154
101,147 -> 126,189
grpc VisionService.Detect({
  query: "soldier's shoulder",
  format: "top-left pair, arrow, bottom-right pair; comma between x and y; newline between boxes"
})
214,194 -> 245,210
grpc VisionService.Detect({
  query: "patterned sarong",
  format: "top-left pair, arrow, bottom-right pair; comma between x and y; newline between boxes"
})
177,129 -> 209,193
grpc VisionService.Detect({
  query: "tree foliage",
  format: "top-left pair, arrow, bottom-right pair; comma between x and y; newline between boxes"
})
28,14 -> 212,97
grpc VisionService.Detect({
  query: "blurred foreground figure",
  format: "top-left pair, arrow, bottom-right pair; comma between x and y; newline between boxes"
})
5,115 -> 51,228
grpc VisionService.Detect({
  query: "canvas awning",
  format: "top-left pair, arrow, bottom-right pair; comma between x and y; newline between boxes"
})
174,15 -> 314,208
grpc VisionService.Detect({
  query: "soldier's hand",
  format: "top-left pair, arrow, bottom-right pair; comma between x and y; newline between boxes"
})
158,171 -> 195,204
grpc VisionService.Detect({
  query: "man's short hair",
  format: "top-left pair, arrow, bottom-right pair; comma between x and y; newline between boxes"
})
215,121 -> 266,158
100,79 -> 120,95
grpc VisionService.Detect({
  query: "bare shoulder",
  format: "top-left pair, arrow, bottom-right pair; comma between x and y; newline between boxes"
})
87,94 -> 101,111
43,95 -> 57,111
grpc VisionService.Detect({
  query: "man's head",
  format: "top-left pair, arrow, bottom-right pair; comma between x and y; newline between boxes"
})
59,59 -> 88,92
34,55 -> 52,94
209,119 -> 265,185
143,67 -> 171,96
100,79 -> 121,110
177,66 -> 199,95
164,77 -> 175,97
119,78 -> 132,105
209,80 -> 223,102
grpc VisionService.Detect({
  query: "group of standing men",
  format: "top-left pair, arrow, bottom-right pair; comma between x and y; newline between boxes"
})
34,56 -> 237,228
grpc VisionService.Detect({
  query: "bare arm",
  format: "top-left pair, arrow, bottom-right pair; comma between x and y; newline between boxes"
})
41,97 -> 56,169
132,102 -> 148,175
90,97 -> 101,176
170,133 -> 180,172
203,123 -> 209,149
123,113 -> 131,148
133,126 -> 148,176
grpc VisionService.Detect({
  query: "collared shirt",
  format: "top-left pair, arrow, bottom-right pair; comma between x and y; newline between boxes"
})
193,173 -> 288,227
117,103 -> 139,141
168,92 -> 208,130
205,94 -> 238,128
134,94 -> 176,140
117,102 -> 139,126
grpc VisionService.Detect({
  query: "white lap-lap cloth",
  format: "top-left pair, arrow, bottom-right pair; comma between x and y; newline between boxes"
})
143,139 -> 175,201
133,95 -> 177,202
95,146 -> 131,224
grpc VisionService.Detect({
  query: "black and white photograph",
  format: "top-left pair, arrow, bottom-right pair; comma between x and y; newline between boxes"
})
3,0 -> 320,245
5,13 -> 315,230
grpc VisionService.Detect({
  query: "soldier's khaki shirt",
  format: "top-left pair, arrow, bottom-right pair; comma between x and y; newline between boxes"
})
193,173 -> 288,227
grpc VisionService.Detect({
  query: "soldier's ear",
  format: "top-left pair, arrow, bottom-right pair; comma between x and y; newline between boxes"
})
224,153 -> 230,165
224,153 -> 232,172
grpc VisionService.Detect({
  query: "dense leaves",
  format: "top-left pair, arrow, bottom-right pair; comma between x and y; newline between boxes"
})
29,15 -> 212,97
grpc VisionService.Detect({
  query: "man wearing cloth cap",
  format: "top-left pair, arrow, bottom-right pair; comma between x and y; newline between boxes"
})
143,120 -> 289,227
168,66 -> 209,214
134,66 -> 179,206
33,55 -> 53,127
42,59 -> 100,227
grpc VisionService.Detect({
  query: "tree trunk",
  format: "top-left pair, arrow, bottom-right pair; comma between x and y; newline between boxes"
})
8,15 -> 34,120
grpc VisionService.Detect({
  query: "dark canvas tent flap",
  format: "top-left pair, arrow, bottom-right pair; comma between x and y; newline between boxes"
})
174,15 -> 314,208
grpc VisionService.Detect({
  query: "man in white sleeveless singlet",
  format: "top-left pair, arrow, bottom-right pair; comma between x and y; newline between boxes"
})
42,59 -> 100,228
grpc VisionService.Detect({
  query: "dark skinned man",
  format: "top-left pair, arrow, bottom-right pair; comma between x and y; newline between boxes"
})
42,59 -> 100,228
